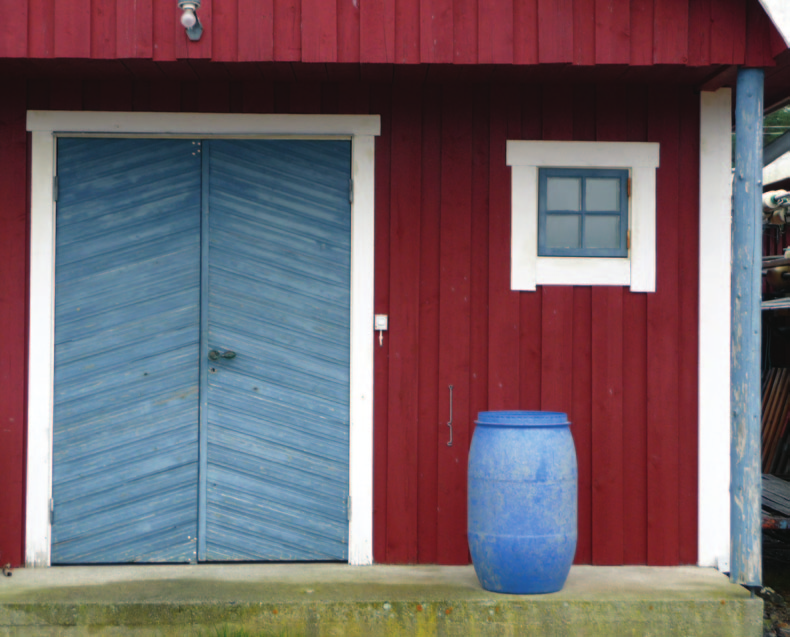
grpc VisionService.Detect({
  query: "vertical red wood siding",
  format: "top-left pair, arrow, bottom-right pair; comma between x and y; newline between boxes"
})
0,77 -> 701,567
0,0 -> 780,64
0,80 -> 28,569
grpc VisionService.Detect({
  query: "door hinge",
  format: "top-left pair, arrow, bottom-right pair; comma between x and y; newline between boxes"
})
347,495 -> 351,521
627,177 -> 632,198
49,499 -> 55,525
349,179 -> 354,204
53,176 -> 59,202
627,229 -> 631,250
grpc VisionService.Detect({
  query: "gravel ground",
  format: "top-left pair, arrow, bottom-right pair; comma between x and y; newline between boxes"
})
761,530 -> 790,637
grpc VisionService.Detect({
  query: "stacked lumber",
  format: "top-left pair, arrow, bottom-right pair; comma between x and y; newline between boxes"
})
763,368 -> 790,474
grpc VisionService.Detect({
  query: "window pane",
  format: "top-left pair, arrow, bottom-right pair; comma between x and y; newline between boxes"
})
585,215 -> 620,250
586,178 -> 620,211
546,214 -> 581,249
546,178 -> 581,211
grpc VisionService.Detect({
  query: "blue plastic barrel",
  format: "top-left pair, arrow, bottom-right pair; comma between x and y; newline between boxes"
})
468,411 -> 577,594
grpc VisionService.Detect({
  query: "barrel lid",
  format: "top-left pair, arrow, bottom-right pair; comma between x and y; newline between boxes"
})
475,410 -> 569,426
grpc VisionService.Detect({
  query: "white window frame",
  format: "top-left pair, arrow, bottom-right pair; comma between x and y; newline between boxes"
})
507,141 -> 660,291
25,111 -> 380,567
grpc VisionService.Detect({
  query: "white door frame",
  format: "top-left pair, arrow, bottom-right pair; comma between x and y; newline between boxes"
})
25,111 -> 380,567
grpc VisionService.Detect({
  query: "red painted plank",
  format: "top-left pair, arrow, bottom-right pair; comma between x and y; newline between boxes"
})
540,286 -> 574,413
337,0 -> 360,62
288,83 -> 321,113
54,0 -> 91,57
590,286 -> 624,564
361,0 -> 395,63
49,79 -> 84,109
238,0 -> 273,61
0,80 -> 28,567
622,85 -> 649,565
595,0 -> 630,64
371,84 -> 392,563
513,0 -> 538,64
0,0 -> 28,56
395,0 -> 420,63
241,80 -> 275,112
653,0 -> 688,64
212,0 -> 238,61
537,0 -> 573,63
710,0 -> 745,64
28,0 -> 54,57
419,0 -> 452,63
89,0 -> 122,59
302,0 -> 337,62
478,0 -> 513,64
273,0 -> 300,61
571,87 -> 594,566
175,0 -> 212,59
677,86 -> 699,565
197,81 -> 230,112
629,0 -> 653,65
469,84 -> 490,491
571,287 -> 593,564
574,0 -> 595,65
687,0 -> 711,66
487,84 -> 520,411
117,0 -> 153,58
769,22 -> 786,59
153,0 -> 176,60
518,86 -> 542,411
539,85 -> 574,417
453,0 -> 477,63
646,85 -> 680,566
744,0 -> 775,67
417,84 -> 441,563
385,85 -> 422,563
437,85 -> 473,565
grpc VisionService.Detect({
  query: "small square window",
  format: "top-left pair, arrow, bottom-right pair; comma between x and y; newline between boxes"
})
538,168 -> 629,258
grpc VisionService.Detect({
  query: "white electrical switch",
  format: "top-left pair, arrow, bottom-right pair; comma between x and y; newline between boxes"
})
374,314 -> 388,346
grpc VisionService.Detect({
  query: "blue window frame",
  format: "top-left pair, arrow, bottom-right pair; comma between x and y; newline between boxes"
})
538,167 -> 629,258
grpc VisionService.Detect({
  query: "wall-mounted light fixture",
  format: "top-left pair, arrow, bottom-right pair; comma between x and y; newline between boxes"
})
178,0 -> 203,41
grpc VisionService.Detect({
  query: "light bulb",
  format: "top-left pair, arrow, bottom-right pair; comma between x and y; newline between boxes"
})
181,7 -> 197,28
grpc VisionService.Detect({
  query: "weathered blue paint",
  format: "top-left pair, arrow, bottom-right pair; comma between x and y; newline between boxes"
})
52,138 -> 351,563
468,411 -> 577,594
203,140 -> 352,561
197,140 -> 211,562
52,138 -> 201,563
731,67 -> 764,588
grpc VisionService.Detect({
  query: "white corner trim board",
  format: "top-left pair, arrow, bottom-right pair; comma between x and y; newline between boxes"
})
506,140 -> 660,292
25,111 -> 380,567
698,89 -> 732,570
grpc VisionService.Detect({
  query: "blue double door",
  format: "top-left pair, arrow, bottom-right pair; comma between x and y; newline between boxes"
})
52,138 -> 351,563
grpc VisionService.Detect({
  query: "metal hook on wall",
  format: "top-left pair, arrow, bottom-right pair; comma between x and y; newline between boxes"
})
446,385 -> 454,447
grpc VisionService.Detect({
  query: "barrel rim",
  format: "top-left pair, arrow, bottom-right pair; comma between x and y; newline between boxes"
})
475,410 -> 570,426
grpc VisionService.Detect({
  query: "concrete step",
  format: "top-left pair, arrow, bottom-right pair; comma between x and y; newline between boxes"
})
0,564 -> 762,636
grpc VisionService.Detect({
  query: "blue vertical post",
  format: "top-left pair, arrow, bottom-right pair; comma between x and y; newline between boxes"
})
731,67 -> 763,588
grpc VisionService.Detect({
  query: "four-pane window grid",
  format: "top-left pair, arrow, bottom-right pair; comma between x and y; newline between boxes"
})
538,168 -> 629,258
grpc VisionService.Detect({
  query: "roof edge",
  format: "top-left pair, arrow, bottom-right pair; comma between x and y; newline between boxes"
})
760,0 -> 790,48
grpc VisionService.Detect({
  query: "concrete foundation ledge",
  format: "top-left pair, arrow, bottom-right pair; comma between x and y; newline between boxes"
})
0,564 -> 763,636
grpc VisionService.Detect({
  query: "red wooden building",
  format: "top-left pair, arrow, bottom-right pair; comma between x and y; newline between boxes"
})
1,0 -> 789,569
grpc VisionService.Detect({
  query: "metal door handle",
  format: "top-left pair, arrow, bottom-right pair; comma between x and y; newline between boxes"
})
208,350 -> 236,360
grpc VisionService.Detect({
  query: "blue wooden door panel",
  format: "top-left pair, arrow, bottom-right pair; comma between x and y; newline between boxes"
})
204,140 -> 351,561
52,138 -> 202,564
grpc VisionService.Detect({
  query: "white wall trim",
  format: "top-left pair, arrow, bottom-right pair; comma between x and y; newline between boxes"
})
27,111 -> 381,137
507,141 -> 660,292
26,131 -> 57,568
25,112 -> 380,567
698,89 -> 732,569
